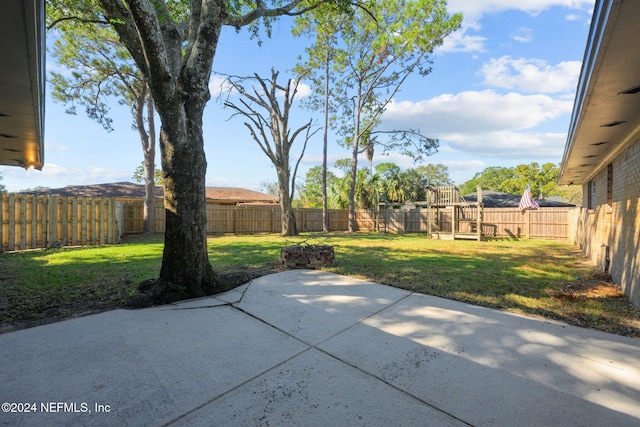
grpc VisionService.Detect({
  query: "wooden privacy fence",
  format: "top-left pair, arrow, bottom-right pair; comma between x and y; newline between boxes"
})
376,207 -> 573,239
119,202 -> 366,234
1,194 -> 118,252
0,196 -> 576,253
120,202 -> 575,240
482,207 -> 572,240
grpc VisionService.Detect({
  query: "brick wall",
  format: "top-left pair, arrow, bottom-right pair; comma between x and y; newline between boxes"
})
571,138 -> 640,307
611,138 -> 640,306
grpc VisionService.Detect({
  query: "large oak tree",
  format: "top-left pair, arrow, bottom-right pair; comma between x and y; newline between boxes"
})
51,0 -> 352,303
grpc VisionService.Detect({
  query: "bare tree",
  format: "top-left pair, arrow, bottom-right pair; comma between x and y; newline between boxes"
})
224,69 -> 317,236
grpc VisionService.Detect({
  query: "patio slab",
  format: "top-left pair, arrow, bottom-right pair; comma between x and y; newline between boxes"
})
1,270 -> 639,426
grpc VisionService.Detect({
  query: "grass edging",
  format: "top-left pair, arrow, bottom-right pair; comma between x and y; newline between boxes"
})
1,233 -> 638,337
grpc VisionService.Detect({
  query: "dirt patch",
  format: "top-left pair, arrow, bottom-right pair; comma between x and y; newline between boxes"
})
551,271 -> 624,299
0,266 -> 282,334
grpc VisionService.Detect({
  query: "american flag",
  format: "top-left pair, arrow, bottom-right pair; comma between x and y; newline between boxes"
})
518,184 -> 539,211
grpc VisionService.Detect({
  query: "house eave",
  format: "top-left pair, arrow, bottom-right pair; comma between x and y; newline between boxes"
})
0,0 -> 45,170
559,0 -> 640,185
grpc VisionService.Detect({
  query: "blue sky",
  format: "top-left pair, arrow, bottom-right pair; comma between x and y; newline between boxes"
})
1,0 -> 596,192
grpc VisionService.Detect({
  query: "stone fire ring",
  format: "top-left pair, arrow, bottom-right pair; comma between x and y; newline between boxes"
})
280,245 -> 335,269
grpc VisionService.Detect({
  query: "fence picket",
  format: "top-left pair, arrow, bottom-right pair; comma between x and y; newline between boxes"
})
0,194 -> 117,252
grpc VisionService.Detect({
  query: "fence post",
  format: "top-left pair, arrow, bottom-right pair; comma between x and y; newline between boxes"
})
31,195 -> 38,249
108,198 -> 117,243
403,210 -> 407,233
89,198 -> 96,244
61,196 -> 69,246
48,195 -> 58,246
8,194 -> 16,251
99,198 -> 106,245
41,195 -> 48,248
451,205 -> 457,239
476,204 -> 482,241
19,194 -> 27,250
80,197 -> 87,245
233,205 -> 238,234
71,197 -> 78,245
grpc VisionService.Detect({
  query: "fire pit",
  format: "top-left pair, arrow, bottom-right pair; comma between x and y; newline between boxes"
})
280,245 -> 335,268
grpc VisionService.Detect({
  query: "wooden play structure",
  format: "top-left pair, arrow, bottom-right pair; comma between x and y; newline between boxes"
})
426,185 -> 483,240
378,185 -> 484,240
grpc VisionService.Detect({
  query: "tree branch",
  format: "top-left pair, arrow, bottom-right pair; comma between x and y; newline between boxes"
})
47,16 -> 110,31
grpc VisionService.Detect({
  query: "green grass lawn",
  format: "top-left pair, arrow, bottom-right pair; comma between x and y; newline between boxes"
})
1,232 -> 639,337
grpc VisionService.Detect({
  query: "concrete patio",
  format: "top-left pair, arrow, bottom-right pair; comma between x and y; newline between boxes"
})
1,270 -> 639,426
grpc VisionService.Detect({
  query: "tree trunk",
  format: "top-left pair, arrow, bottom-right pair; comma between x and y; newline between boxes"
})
134,85 -> 156,235
143,92 -> 156,235
142,99 -> 218,304
348,141 -> 358,233
280,193 -> 298,236
278,169 -> 298,236
322,49 -> 330,233
143,155 -> 156,234
348,89 -> 362,233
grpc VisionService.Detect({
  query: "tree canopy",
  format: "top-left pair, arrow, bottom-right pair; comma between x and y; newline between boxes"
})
294,0 -> 462,231
459,163 -> 582,203
296,162 -> 454,208
48,5 -> 158,233
49,0 -> 359,304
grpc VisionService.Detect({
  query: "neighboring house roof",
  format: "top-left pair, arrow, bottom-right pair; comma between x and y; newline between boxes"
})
463,191 -> 575,208
24,182 -> 278,204
0,0 -> 45,170
204,187 -> 277,204
559,0 -> 640,185
25,182 -> 160,199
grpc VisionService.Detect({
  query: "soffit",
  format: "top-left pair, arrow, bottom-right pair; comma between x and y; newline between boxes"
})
0,0 -> 45,170
560,0 -> 640,185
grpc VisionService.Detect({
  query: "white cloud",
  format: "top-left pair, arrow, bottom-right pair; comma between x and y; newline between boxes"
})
438,25 -> 487,53
380,90 -> 571,163
383,90 -> 571,135
447,0 -> 595,19
479,56 -> 581,93
511,26 -> 533,43
1,164 -> 133,191
443,159 -> 486,170
294,81 -> 312,98
208,75 -> 235,97
441,159 -> 486,184
46,60 -> 73,78
445,131 -> 567,159
440,1 -> 593,54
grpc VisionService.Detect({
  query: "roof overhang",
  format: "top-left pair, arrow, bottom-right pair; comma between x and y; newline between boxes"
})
559,0 -> 640,185
0,0 -> 45,170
